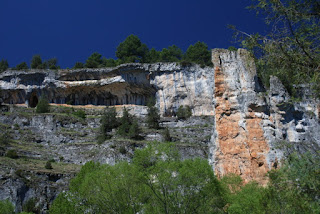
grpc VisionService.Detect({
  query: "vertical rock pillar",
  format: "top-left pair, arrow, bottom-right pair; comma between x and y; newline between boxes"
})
211,49 -> 271,184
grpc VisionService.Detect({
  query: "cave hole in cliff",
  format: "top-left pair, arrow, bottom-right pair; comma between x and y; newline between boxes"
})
29,94 -> 38,108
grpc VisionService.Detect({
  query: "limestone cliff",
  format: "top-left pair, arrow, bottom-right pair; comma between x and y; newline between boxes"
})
210,49 -> 320,184
0,63 -> 214,116
0,48 -> 320,208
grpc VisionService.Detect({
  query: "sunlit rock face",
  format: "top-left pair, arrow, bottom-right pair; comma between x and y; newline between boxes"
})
0,63 -> 214,116
0,49 -> 319,184
210,49 -> 320,184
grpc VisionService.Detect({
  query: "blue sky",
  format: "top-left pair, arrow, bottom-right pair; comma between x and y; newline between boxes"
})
0,0 -> 266,68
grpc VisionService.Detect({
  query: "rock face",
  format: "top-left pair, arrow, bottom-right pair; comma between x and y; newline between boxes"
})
210,49 -> 320,184
0,49 -> 320,212
0,63 -> 214,116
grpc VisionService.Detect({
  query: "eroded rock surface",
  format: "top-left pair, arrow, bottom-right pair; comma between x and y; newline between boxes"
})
210,49 -> 320,184
0,49 -> 320,212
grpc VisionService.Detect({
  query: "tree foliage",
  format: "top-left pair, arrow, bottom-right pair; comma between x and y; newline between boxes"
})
160,45 -> 183,62
0,199 -> 14,214
232,0 -> 320,97
73,62 -> 84,69
44,58 -> 59,69
0,59 -> 9,72
30,55 -> 43,69
184,41 -> 212,66
146,98 -> 160,129
117,107 -> 141,139
85,52 -> 103,68
50,142 -> 226,214
176,105 -> 192,120
15,62 -> 29,70
99,107 -> 118,141
116,35 -> 149,63
36,97 -> 50,113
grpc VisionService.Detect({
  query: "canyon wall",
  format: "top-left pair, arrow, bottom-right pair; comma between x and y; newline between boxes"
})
210,49 -> 320,183
1,49 -> 319,184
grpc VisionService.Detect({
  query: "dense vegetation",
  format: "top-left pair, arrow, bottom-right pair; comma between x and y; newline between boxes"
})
46,143 -> 320,214
0,35 -> 211,72
231,0 -> 320,97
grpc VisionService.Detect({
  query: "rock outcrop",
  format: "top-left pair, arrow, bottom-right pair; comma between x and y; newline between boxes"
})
210,49 -> 320,184
0,48 -> 320,212
0,63 -> 214,116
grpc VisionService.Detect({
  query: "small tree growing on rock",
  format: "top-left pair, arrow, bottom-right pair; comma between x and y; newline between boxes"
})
98,107 -> 118,142
45,161 -> 53,169
117,108 -> 141,139
146,98 -> 160,129
36,97 -> 50,113
176,105 -> 192,120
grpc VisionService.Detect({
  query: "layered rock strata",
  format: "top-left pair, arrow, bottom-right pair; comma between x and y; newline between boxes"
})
0,49 -> 319,184
0,63 -> 214,116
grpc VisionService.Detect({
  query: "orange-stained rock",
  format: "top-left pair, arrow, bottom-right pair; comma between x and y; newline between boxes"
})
213,58 -> 270,185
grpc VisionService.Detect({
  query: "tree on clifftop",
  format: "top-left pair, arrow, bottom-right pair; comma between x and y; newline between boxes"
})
85,52 -> 103,68
159,45 -> 183,62
116,35 -> 149,63
0,59 -> 9,72
184,41 -> 211,66
15,62 -> 29,70
31,55 -> 43,69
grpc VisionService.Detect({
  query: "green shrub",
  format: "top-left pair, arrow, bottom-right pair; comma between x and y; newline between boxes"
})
117,108 -> 141,139
5,150 -> 18,159
22,198 -> 38,214
146,98 -> 160,129
36,97 -> 50,113
119,146 -> 127,154
176,105 -> 192,120
72,110 -> 86,119
0,132 -> 11,146
163,127 -> 171,142
73,62 -> 84,69
100,107 -> 118,133
0,199 -> 14,214
15,62 -> 29,70
30,55 -> 43,69
0,59 -> 9,72
45,161 -> 53,169
128,119 -> 141,140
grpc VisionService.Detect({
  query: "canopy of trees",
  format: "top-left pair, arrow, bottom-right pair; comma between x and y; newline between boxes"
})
48,142 -> 320,213
1,35 -> 212,71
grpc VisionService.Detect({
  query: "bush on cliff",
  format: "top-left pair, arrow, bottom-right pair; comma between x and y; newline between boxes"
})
36,97 -> 50,113
85,52 -> 103,68
117,108 -> 141,139
72,109 -> 86,119
0,199 -> 14,214
15,62 -> 29,70
98,107 -> 118,142
176,105 -> 192,120
5,150 -> 18,159
30,55 -> 43,69
146,98 -> 160,129
0,59 -> 9,72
